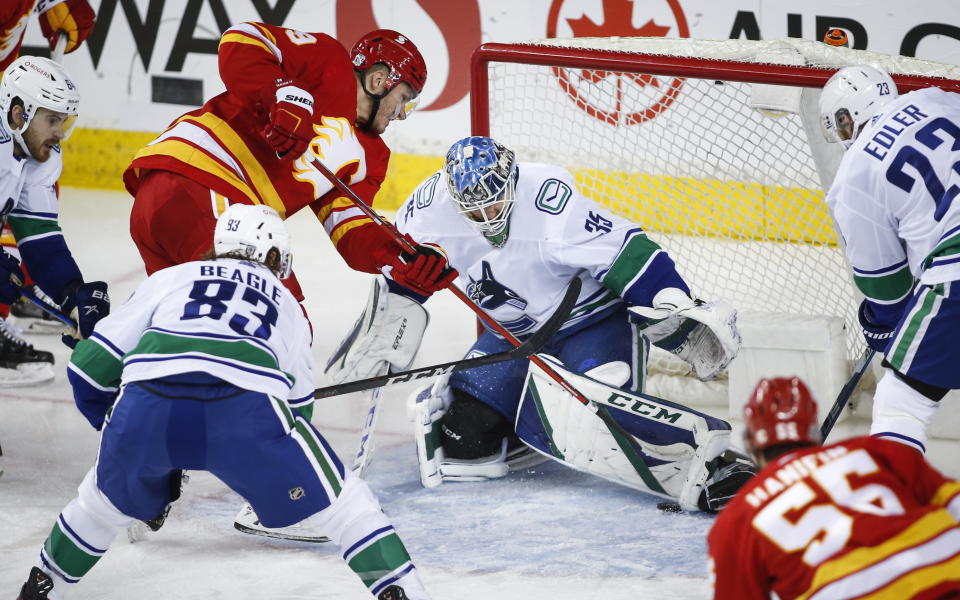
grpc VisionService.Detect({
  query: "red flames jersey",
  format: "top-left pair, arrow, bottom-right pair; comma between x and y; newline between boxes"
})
0,0 -> 34,71
708,436 -> 960,600
123,22 -> 397,273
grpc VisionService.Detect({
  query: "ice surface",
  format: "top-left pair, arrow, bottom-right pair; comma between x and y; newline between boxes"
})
0,189 -> 712,599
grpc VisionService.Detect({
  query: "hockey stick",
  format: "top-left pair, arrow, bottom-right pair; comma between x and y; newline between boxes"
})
310,158 -> 655,458
52,32 -> 68,62
349,276 -> 578,479
8,274 -> 77,329
820,348 -> 877,441
19,287 -> 76,329
313,276 -> 581,399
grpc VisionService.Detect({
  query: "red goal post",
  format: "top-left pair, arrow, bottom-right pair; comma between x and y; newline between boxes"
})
468,37 -> 960,405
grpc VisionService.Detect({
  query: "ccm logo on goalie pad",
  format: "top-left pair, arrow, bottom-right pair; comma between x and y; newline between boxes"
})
606,392 -> 683,424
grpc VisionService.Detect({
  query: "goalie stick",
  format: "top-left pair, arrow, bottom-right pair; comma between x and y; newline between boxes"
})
820,348 -> 877,441
310,158 -> 665,470
313,276 -> 581,399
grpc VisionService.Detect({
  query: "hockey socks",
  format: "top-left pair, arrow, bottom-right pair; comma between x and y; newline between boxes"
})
302,473 -> 430,599
36,470 -> 134,599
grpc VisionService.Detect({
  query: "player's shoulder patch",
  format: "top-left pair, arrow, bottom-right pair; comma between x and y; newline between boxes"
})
534,177 -> 573,215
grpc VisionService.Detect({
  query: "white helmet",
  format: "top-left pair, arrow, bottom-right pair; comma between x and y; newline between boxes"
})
819,64 -> 898,148
0,56 -> 80,157
214,204 -> 292,278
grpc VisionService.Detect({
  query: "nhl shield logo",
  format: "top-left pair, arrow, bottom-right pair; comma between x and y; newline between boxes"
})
288,486 -> 305,500
546,0 -> 690,125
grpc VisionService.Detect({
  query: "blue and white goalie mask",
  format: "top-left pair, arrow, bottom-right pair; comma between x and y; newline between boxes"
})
444,136 -> 518,246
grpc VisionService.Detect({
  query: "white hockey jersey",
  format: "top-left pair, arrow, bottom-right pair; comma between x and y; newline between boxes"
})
828,87 -> 960,316
0,116 -> 61,225
68,258 -> 315,404
396,163 -> 689,336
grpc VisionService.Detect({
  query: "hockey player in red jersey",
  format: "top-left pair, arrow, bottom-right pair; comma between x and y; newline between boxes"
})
0,0 -> 96,70
124,22 -> 455,305
708,377 -> 960,599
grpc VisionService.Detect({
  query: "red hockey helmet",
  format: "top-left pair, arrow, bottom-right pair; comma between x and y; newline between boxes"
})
743,377 -> 821,452
350,29 -> 427,96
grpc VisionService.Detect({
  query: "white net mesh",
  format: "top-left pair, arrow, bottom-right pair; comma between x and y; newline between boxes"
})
479,37 -> 960,394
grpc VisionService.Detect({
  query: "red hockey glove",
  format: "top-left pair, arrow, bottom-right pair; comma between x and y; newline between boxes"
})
261,79 -> 314,159
38,0 -> 96,55
381,234 -> 458,297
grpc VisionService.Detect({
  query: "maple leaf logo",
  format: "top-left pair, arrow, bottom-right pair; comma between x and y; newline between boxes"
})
566,0 -> 671,86
546,0 -> 689,126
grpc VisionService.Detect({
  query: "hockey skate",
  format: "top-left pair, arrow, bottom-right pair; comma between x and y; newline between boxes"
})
233,502 -> 330,543
18,567 -> 54,600
10,286 -> 64,334
0,317 -> 54,387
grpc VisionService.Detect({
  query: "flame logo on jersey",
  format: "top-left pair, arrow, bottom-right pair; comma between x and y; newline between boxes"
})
292,116 -> 367,197
0,15 -> 29,64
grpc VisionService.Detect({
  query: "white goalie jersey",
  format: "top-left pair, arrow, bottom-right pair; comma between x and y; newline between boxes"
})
828,86 -> 960,314
395,162 -> 690,337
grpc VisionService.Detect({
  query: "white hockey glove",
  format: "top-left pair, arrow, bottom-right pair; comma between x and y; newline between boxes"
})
629,288 -> 741,381
325,277 -> 429,383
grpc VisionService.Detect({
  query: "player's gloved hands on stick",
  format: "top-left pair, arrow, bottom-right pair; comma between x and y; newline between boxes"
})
0,250 -> 26,304
261,78 -> 314,159
38,0 -> 96,54
858,300 -> 896,353
60,281 -> 110,348
381,234 -> 458,297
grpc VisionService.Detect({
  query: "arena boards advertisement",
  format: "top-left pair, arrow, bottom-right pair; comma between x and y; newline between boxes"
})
18,0 -> 960,194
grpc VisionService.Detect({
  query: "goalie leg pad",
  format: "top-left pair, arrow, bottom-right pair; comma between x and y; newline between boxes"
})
325,276 -> 429,383
516,356 -> 731,507
410,382 -> 523,487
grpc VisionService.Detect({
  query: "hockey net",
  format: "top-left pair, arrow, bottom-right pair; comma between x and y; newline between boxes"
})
471,37 -> 960,404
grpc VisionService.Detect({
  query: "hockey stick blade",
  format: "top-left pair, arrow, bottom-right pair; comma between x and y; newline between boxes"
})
313,277 -> 581,399
820,348 -> 876,441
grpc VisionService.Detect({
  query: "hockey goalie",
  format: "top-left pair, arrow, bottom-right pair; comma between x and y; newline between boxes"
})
326,136 -> 755,512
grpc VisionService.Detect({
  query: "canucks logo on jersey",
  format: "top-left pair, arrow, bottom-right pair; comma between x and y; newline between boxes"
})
468,261 -> 536,335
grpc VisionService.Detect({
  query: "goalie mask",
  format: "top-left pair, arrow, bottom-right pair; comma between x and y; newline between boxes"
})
743,377 -> 821,454
0,56 -> 80,158
819,64 -> 897,148
444,136 -> 518,247
214,204 -> 292,279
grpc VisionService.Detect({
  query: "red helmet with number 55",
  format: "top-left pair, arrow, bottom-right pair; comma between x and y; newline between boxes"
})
350,29 -> 427,96
744,377 -> 821,453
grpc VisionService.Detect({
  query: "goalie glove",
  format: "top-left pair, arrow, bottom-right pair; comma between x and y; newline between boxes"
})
629,287 -> 741,381
325,276 -> 429,384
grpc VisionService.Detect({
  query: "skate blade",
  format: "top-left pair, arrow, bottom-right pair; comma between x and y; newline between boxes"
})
233,520 -> 330,543
11,318 -> 66,335
233,503 -> 329,543
0,363 -> 54,387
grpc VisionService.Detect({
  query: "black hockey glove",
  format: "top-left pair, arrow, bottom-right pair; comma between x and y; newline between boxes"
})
61,281 -> 110,348
858,300 -> 896,353
0,250 -> 25,304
